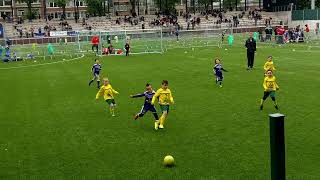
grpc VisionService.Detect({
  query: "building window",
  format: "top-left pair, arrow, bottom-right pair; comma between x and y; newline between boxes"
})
49,2 -> 58,7
4,0 -> 11,6
75,1 -> 85,7
18,10 -> 24,16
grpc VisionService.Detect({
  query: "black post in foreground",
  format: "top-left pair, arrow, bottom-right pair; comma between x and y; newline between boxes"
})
269,113 -> 286,180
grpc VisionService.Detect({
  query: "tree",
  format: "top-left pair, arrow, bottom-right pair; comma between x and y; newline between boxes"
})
316,0 -> 320,8
154,0 -> 179,14
297,0 -> 310,9
52,0 -> 68,18
222,0 -> 240,10
130,0 -> 136,16
16,0 -> 36,19
296,0 -> 320,9
85,0 -> 104,16
198,0 -> 210,12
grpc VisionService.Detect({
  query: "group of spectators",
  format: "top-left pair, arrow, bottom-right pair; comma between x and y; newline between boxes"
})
248,10 -> 262,20
199,8 -> 268,28
284,25 -> 308,43
16,27 -> 35,38
13,24 -> 58,38
185,16 -> 200,30
257,25 -> 309,44
114,16 -> 145,26
150,15 -> 178,28
59,21 -> 72,31
82,17 -> 92,30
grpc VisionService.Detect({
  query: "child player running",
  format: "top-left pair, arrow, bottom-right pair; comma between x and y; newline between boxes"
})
213,58 -> 228,88
89,59 -> 102,89
151,80 -> 174,130
130,83 -> 159,124
96,78 -> 119,117
264,56 -> 276,75
260,70 -> 280,110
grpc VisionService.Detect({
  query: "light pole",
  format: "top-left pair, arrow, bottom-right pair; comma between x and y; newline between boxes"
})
76,1 -> 79,20
244,0 -> 247,11
43,0 -> 47,20
145,0 -> 147,15
74,0 -> 77,22
11,0 -> 14,18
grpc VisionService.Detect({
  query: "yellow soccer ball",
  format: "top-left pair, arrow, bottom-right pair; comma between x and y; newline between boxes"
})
163,155 -> 174,167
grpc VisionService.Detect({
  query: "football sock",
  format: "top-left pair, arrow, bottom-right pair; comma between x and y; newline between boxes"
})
260,99 -> 264,110
160,114 -> 167,125
89,80 -> 94,86
260,99 -> 264,106
110,107 -> 115,116
153,113 -> 159,120
97,80 -> 100,88
154,120 -> 159,130
273,100 -> 279,109
159,115 -> 164,125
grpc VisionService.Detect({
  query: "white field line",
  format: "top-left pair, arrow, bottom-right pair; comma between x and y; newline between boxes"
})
0,54 -> 85,70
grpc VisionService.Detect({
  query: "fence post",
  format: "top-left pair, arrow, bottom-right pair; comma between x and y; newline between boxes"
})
269,113 -> 286,180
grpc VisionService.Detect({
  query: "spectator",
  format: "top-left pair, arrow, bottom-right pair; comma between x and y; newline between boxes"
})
245,33 -> 257,70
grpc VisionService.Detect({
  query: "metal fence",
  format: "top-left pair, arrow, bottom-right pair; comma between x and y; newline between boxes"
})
292,9 -> 320,20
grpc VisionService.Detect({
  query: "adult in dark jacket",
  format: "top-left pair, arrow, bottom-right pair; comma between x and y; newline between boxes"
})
245,33 -> 257,70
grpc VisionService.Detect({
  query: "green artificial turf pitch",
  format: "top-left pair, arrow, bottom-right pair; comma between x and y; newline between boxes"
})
0,40 -> 320,179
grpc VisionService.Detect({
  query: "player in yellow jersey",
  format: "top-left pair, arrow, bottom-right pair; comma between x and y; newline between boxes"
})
96,78 -> 119,116
260,70 -> 279,110
151,80 -> 174,130
264,56 -> 276,75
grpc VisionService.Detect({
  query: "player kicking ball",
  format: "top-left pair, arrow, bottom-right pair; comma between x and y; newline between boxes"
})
130,83 -> 159,123
89,59 -> 102,89
96,78 -> 119,117
151,80 -> 174,130
260,70 -> 279,110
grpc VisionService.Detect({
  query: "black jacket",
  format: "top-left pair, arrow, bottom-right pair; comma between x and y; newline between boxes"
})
245,38 -> 256,52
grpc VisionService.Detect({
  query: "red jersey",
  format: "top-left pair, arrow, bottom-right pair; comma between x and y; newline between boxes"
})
276,27 -> 285,35
92,36 -> 99,45
306,26 -> 310,33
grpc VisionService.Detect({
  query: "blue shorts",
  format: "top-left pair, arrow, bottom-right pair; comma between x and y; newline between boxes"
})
93,71 -> 100,78
215,72 -> 223,81
139,103 -> 157,115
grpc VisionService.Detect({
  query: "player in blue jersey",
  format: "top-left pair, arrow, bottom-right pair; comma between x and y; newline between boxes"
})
130,83 -> 159,121
213,58 -> 228,88
88,59 -> 102,89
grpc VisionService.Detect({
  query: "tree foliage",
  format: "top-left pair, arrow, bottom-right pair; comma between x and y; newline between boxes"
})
154,0 -> 180,14
130,0 -> 136,15
316,0 -> 320,8
198,0 -> 214,11
222,0 -> 240,8
296,0 -> 320,9
52,0 -> 68,17
16,0 -> 36,19
297,0 -> 310,9
199,0 -> 208,11
85,0 -> 104,16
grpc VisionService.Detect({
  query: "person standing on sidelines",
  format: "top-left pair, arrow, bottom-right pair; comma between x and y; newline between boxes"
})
125,42 -> 130,56
245,33 -> 257,70
91,35 -> 99,53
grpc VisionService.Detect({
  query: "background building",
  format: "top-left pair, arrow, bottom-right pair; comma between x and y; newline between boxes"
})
43,0 -> 87,20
